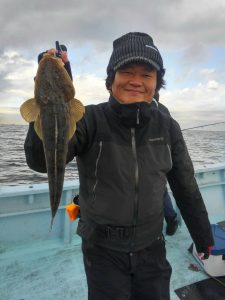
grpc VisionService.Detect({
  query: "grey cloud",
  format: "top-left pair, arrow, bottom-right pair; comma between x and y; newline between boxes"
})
1,0 -> 225,111
0,68 -> 11,91
0,51 -> 36,108
0,52 -> 33,91
1,0 -> 225,55
182,43 -> 209,66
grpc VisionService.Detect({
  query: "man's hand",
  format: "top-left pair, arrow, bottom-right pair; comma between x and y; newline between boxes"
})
60,51 -> 69,63
46,48 -> 69,63
47,48 -> 57,56
197,246 -> 213,260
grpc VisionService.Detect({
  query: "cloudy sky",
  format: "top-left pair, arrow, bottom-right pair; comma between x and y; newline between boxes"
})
1,0 -> 225,128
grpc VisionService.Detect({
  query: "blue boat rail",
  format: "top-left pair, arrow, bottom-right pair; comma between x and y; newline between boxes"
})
0,180 -> 80,247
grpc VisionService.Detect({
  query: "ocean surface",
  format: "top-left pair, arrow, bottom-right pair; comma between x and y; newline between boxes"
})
0,124 -> 225,187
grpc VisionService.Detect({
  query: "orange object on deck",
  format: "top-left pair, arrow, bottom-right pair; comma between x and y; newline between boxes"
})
66,203 -> 80,221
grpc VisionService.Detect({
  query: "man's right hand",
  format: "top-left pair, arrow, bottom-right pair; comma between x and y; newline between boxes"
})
47,48 -> 57,56
46,48 -> 69,64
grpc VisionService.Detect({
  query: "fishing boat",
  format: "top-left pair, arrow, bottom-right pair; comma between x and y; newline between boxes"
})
0,162 -> 225,299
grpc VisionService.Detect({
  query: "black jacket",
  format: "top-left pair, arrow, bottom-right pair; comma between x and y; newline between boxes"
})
24,96 -> 214,252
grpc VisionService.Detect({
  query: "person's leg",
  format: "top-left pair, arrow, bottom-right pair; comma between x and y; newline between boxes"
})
164,191 -> 178,235
164,191 -> 176,218
132,237 -> 172,300
82,240 -> 132,300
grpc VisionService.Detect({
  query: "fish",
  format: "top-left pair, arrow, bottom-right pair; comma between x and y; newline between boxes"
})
20,54 -> 85,227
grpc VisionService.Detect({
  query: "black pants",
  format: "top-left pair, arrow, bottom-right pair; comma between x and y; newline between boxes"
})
82,237 -> 172,300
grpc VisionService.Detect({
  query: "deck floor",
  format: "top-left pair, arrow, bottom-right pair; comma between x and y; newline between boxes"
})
0,223 -> 212,300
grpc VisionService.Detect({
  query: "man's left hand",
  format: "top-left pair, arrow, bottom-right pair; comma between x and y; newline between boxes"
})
60,51 -> 69,63
198,246 -> 213,260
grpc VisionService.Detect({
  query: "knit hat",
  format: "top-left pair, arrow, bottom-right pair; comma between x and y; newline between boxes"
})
107,32 -> 163,75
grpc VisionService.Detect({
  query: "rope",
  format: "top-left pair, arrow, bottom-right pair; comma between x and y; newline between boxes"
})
205,271 -> 225,287
182,121 -> 225,131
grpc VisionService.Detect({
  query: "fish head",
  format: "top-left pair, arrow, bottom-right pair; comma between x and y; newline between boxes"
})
35,54 -> 75,105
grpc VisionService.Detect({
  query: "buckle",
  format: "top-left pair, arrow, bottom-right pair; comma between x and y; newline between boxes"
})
105,225 -> 134,240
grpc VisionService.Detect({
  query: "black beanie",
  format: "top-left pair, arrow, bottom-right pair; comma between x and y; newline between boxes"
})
107,32 -> 163,75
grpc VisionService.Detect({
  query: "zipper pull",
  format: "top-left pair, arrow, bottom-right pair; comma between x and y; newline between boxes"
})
136,108 -> 140,125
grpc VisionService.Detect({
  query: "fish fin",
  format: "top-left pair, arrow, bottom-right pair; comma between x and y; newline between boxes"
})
49,218 -> 54,232
68,120 -> 77,140
34,114 -> 43,140
20,98 -> 40,122
69,98 -> 85,122
68,98 -> 85,140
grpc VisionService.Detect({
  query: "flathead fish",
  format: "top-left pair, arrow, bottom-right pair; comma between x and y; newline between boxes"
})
20,54 -> 85,227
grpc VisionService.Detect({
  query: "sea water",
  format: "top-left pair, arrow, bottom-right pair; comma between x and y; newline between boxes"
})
0,124 -> 225,186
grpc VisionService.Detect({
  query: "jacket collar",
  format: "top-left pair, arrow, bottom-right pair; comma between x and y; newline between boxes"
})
108,96 -> 155,128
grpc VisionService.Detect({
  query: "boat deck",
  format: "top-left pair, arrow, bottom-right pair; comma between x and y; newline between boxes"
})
1,163 -> 225,299
1,217 -> 223,300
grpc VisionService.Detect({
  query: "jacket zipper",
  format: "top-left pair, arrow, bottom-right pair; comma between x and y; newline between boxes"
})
131,128 -> 139,250
92,141 -> 103,201
136,108 -> 140,125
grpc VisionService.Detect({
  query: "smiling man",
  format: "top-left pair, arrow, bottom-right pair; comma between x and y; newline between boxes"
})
24,32 -> 213,300
111,63 -> 157,103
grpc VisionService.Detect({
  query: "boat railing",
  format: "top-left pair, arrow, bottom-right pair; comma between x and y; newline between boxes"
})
0,163 -> 225,248
0,180 -> 80,247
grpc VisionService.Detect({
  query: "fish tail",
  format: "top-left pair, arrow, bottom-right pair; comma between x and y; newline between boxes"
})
49,217 -> 54,232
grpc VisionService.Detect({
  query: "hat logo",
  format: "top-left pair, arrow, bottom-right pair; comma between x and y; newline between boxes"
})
145,45 -> 158,52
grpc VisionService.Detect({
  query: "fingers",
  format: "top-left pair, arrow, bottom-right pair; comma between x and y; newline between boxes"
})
197,251 -> 209,260
60,51 -> 69,63
46,49 -> 69,63
47,48 -> 57,56
197,252 -> 205,260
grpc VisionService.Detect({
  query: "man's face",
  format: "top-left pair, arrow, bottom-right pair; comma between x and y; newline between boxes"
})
111,63 -> 157,104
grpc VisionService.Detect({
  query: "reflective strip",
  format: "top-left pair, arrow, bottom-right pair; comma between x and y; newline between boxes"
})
152,98 -> 159,108
131,128 -> 139,227
136,108 -> 140,125
167,144 -> 173,169
93,141 -> 103,198
149,137 -> 164,142
145,45 -> 158,52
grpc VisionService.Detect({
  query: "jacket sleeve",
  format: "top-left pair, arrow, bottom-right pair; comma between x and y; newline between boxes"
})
167,119 -> 214,251
24,122 -> 47,173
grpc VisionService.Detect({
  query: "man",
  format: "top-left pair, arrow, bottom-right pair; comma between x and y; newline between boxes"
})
25,32 -> 213,300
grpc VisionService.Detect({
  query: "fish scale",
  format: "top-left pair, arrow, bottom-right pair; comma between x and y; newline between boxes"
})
40,101 -> 69,226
